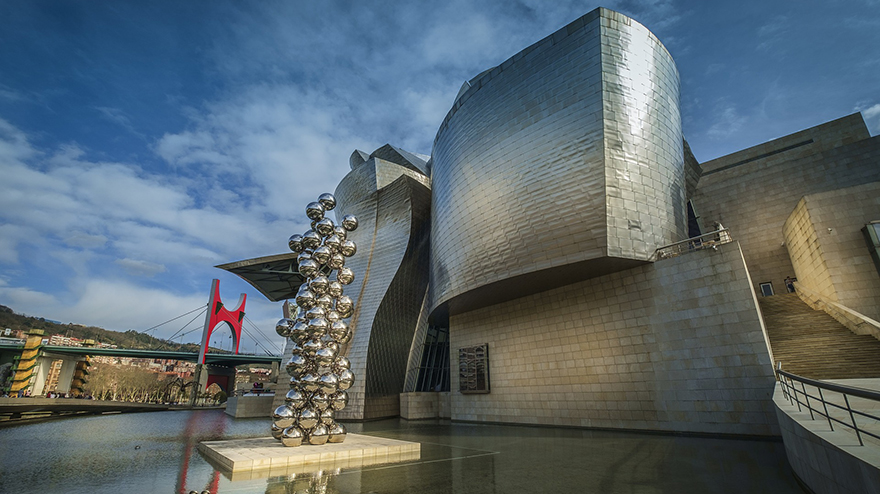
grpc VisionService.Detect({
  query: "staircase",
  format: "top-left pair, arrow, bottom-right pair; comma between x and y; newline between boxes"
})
759,293 -> 880,379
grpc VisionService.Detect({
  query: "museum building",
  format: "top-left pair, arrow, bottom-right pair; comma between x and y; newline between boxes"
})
226,8 -> 880,436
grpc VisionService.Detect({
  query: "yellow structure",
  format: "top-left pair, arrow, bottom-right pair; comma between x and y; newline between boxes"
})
9,329 -> 44,394
70,357 -> 90,396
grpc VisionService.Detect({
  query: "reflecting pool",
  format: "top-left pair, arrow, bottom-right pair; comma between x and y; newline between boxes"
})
0,410 -> 804,493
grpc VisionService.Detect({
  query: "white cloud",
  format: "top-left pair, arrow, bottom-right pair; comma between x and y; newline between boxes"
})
0,285 -> 58,310
114,258 -> 167,277
707,105 -> 747,140
862,103 -> 880,120
857,103 -> 880,135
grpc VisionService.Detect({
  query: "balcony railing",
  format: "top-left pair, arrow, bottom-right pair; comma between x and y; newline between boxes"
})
652,228 -> 732,261
776,368 -> 880,446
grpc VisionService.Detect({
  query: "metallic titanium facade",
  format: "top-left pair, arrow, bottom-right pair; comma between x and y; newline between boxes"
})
332,146 -> 431,420
429,8 -> 685,317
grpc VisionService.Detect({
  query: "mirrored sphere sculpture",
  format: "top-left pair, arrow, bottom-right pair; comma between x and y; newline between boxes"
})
271,193 -> 358,446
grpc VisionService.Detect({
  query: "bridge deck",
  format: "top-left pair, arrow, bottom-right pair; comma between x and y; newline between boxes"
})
0,343 -> 281,366
0,398 -> 222,425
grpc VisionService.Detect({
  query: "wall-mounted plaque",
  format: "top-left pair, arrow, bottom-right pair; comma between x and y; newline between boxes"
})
458,344 -> 489,394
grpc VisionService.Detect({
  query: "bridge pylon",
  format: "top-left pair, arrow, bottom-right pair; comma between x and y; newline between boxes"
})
190,279 -> 246,406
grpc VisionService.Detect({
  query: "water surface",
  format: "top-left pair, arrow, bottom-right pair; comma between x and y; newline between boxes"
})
0,410 -> 804,493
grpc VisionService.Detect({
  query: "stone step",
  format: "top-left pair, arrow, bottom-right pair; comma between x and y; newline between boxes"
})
759,293 -> 880,380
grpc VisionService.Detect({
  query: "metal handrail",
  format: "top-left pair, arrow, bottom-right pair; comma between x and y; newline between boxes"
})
776,369 -> 880,446
652,229 -> 733,261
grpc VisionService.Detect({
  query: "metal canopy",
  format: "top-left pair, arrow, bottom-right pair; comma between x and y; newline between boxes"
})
215,253 -> 305,302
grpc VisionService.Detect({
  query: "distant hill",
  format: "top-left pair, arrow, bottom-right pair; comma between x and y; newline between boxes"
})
0,304 -> 209,353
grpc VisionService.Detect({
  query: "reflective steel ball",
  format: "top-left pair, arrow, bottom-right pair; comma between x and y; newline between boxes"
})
275,318 -> 293,337
281,426 -> 304,447
307,317 -> 330,337
303,339 -> 323,356
316,294 -> 334,310
298,407 -> 319,430
332,356 -> 351,372
337,369 -> 355,391
341,214 -> 358,231
319,372 -> 339,395
339,240 -> 357,257
313,246 -> 332,265
286,354 -> 309,375
328,422 -> 347,443
297,250 -> 313,264
311,391 -> 330,411
285,389 -> 307,409
291,321 -> 310,341
309,275 -> 329,295
273,405 -> 296,429
315,218 -> 335,237
288,234 -> 304,253
306,202 -> 325,221
316,346 -> 337,367
298,259 -> 319,278
302,230 -> 322,250
300,373 -> 320,393
295,287 -> 316,309
308,424 -> 330,445
326,310 -> 341,323
318,193 -> 336,211
327,281 -> 344,298
305,306 -> 326,321
329,390 -> 349,411
324,235 -> 341,253
329,320 -> 350,342
336,296 -> 354,317
320,408 -> 335,425
328,253 -> 345,270
271,422 -> 284,440
337,267 -> 355,285
289,375 -> 301,390
333,225 -> 347,241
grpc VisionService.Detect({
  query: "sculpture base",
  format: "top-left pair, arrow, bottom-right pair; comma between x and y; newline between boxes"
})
198,434 -> 420,476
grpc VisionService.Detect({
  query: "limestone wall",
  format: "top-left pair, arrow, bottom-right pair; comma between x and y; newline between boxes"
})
693,114 -> 880,298
225,395 -> 275,418
784,198 -> 836,301
449,242 -> 778,435
784,182 -> 880,321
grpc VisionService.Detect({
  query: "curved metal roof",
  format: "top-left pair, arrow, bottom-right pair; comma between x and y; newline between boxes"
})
216,253 -> 305,302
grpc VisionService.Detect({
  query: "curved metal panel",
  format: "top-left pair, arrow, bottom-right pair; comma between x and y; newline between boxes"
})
429,8 -> 684,317
333,154 -> 431,420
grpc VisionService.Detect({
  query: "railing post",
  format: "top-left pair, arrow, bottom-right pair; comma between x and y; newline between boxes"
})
789,376 -> 802,412
843,394 -> 863,446
801,382 -> 815,420
817,388 -> 833,431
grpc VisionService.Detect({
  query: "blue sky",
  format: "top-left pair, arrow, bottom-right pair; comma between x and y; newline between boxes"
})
1,0 -> 878,350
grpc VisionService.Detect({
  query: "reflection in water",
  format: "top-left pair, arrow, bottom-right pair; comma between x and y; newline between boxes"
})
177,411 -> 226,494
0,412 -> 804,494
266,469 -> 341,494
